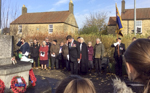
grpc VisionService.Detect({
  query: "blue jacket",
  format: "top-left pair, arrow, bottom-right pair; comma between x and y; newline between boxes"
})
17,41 -> 30,54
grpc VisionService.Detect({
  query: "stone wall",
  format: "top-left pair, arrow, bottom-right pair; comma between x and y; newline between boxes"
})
122,20 -> 150,35
10,23 -> 78,50
65,13 -> 78,28
107,20 -> 150,35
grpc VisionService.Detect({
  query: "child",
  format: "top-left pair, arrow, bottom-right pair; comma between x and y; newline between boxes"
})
19,51 -> 33,63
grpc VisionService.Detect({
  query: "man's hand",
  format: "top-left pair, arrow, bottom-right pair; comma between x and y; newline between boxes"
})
77,59 -> 80,63
77,59 -> 80,61
114,42 -> 120,46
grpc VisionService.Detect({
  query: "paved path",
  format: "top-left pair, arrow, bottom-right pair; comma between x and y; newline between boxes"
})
26,69 -> 144,93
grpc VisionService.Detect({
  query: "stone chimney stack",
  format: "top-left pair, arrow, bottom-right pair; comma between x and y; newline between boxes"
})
69,0 -> 74,14
122,0 -> 125,13
22,5 -> 27,15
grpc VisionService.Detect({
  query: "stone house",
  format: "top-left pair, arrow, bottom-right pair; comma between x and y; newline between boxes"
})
107,0 -> 150,35
10,0 -> 78,44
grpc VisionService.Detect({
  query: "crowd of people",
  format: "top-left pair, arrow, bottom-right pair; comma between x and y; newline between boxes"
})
16,35 -> 150,93
16,35 -> 106,76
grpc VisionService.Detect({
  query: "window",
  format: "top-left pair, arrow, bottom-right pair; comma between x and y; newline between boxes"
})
136,21 -> 142,33
48,24 -> 53,33
18,25 -> 22,33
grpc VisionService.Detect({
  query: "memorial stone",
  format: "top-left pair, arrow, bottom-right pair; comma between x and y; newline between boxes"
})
0,35 -> 31,93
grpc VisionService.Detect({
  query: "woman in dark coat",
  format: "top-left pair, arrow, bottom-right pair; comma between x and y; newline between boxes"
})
79,37 -> 88,74
88,42 -> 94,73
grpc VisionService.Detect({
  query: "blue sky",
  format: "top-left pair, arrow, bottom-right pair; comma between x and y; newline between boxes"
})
3,0 -> 150,28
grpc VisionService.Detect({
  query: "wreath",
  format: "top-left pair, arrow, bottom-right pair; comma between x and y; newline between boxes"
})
29,69 -> 37,87
0,79 -> 5,93
10,76 -> 27,93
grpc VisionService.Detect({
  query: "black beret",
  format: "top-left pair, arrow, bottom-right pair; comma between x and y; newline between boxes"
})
53,40 -> 57,43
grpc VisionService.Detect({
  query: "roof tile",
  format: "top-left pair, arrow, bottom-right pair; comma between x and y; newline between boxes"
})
11,11 -> 70,24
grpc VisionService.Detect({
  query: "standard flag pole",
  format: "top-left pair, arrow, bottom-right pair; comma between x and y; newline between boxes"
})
116,3 -> 120,57
134,0 -> 136,35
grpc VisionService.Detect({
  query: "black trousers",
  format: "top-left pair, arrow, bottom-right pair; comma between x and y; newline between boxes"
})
70,61 -> 78,74
33,56 -> 39,67
115,56 -> 123,77
95,58 -> 101,74
51,57 -> 59,69
47,55 -> 50,67
59,57 -> 65,69
65,60 -> 70,71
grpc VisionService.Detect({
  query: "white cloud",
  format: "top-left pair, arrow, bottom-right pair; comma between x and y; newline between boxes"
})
48,8 -> 56,11
54,0 -> 68,6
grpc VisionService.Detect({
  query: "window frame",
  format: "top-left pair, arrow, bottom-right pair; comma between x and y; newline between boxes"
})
18,25 -> 22,34
48,24 -> 53,33
136,21 -> 142,34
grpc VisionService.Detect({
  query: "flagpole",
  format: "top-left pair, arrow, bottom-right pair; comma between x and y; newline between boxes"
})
116,3 -> 120,57
0,0 -> 1,34
134,0 -> 136,35
117,33 -> 120,57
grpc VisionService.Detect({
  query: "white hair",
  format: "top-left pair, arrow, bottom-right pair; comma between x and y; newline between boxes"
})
96,38 -> 101,42
42,41 -> 46,45
80,37 -> 85,42
88,41 -> 92,45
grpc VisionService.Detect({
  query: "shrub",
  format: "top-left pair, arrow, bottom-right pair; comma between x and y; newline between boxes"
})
23,32 -> 150,63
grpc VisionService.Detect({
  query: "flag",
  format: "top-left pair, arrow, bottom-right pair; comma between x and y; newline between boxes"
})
116,3 -> 124,37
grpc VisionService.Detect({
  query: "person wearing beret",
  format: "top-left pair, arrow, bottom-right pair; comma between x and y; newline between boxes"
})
111,38 -> 125,77
50,40 -> 60,70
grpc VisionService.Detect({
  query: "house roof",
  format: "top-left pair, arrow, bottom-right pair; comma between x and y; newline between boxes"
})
108,8 -> 150,26
122,8 -> 150,20
11,11 -> 70,24
108,17 -> 116,26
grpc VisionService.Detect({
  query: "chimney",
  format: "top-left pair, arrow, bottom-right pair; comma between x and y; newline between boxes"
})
22,5 -> 27,15
69,0 -> 74,14
122,0 -> 125,13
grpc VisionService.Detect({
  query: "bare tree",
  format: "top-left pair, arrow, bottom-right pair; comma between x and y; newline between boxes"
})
84,12 -> 107,31
1,0 -> 19,34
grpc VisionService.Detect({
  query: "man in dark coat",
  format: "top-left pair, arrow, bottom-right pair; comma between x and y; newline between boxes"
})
31,39 -> 40,68
111,38 -> 125,77
58,42 -> 64,69
66,35 -> 80,74
45,38 -> 51,69
79,37 -> 88,74
94,38 -> 105,75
